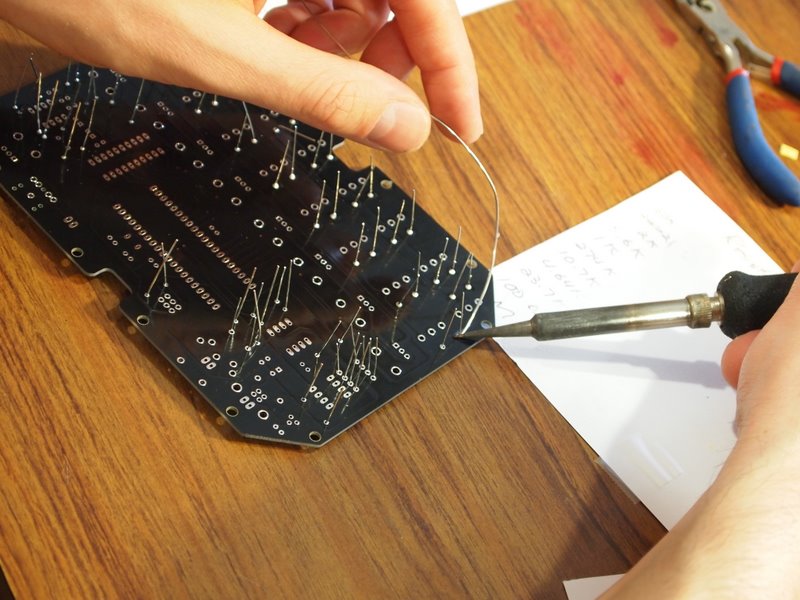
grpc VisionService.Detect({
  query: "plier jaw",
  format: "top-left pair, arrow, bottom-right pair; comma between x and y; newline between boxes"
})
675,0 -> 772,74
675,0 -> 800,206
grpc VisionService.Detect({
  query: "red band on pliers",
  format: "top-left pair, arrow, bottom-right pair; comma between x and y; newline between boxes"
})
771,58 -> 785,86
724,68 -> 749,86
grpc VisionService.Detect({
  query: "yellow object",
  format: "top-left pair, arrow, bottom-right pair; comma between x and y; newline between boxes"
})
779,143 -> 799,161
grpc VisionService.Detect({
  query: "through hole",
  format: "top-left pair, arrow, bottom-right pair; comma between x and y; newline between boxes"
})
226,406 -> 239,417
136,315 -> 150,326
70,247 -> 84,258
309,431 -> 322,443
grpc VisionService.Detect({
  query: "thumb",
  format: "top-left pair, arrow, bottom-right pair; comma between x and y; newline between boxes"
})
150,6 -> 432,151
720,330 -> 759,388
720,265 -> 800,388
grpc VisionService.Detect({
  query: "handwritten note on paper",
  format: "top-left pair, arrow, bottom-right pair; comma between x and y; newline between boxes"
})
493,172 -> 780,529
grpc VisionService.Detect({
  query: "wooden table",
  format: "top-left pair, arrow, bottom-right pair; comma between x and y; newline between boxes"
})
1,1 -> 798,598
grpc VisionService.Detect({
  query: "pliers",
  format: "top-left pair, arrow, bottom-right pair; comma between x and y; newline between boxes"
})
676,0 -> 800,206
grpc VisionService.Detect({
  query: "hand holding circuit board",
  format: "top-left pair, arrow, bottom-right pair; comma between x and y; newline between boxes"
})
0,0 -> 482,152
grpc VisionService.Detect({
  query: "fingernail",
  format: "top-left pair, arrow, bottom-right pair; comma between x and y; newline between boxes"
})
367,103 -> 430,152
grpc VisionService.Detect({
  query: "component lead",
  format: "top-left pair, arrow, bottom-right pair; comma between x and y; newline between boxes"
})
64,61 -> 73,88
234,106 -> 250,152
390,199 -> 405,245
361,337 -> 374,377
194,92 -> 206,114
212,94 -> 219,107
34,72 -> 43,134
246,302 -> 261,349
283,262 -> 292,312
243,102 -> 257,144
248,270 -> 263,332
302,361 -> 324,403
42,79 -> 59,139
86,66 -> 98,102
60,81 -> 81,132
326,132 -> 335,160
449,226 -> 462,275
407,190 -> 416,235
229,293 -> 246,336
353,222 -> 365,267
440,309 -> 457,350
245,266 -> 258,292
80,97 -> 98,152
61,77 -> 81,131
310,130 -> 325,169
128,78 -> 145,124
326,387 -> 347,425
342,307 -> 363,345
144,239 -> 178,300
353,340 -> 372,388
412,251 -> 421,298
11,59 -> 28,110
109,71 -> 121,105
367,156 -> 375,199
145,243 -> 165,300
28,55 -> 39,79
274,265 -> 287,306
261,265 -> 281,318
465,253 -> 475,290
272,138 -> 291,188
346,336 -> 367,387
289,125 -> 298,180
395,283 -> 412,310
352,177 -> 367,208
449,257 -> 469,300
313,180 -> 326,229
252,279 -> 266,344
440,237 -> 450,261
233,293 -> 246,325
309,361 -> 324,390
370,338 -> 381,380
330,171 -> 340,220
316,320 -> 342,359
61,101 -> 82,160
369,207 -> 381,257
342,334 -> 360,381
162,240 -> 178,287
433,237 -> 449,285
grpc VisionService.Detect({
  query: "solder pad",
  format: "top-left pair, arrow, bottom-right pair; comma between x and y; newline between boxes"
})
0,66 -> 494,447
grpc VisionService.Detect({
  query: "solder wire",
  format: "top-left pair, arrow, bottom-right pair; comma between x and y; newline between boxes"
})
294,0 -> 500,334
428,115 -> 499,334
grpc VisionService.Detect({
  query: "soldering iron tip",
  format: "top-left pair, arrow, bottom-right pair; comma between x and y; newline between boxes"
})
453,330 -> 484,341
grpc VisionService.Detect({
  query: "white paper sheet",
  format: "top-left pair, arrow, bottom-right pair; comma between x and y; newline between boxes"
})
564,574 -> 622,600
493,172 -> 780,529
260,0 -> 511,19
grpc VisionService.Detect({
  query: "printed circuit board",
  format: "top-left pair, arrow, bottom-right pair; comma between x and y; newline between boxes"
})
0,66 -> 494,446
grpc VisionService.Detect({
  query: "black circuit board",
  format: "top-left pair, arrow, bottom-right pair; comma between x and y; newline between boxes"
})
0,66 -> 494,447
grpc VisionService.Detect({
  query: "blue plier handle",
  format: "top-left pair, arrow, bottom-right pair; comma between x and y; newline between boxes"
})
677,0 -> 800,206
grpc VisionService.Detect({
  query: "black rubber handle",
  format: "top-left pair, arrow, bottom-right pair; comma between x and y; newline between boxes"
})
717,271 -> 798,338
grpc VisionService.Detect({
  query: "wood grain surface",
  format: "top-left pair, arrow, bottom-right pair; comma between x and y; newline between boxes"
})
1,1 -> 799,598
